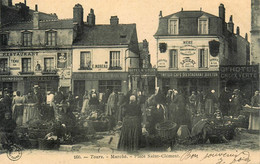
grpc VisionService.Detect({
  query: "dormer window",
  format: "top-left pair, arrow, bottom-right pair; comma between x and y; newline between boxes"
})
169,19 -> 178,35
46,30 -> 57,46
198,19 -> 208,34
22,31 -> 32,47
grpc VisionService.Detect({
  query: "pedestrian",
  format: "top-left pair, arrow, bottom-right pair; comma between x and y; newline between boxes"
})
81,90 -> 90,114
230,89 -> 243,117
46,90 -> 55,120
219,87 -> 231,116
2,89 -> 12,114
251,90 -> 260,107
12,91 -> 24,126
205,90 -> 217,115
189,91 -> 197,115
117,95 -> 142,152
196,90 -> 203,114
0,112 -> 17,148
106,90 -> 118,131
89,93 -> 100,111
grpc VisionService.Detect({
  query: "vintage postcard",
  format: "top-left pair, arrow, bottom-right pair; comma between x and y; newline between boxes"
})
0,0 -> 259,163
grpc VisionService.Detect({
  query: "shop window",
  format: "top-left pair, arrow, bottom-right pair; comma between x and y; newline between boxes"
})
22,58 -> 32,72
109,51 -> 121,70
198,48 -> 208,68
74,80 -> 85,97
44,57 -> 55,72
0,34 -> 8,46
22,32 -> 32,47
0,58 -> 8,74
198,19 -> 208,34
46,30 -> 57,46
169,49 -> 178,68
80,51 -> 92,70
99,80 -> 121,93
169,19 -> 178,34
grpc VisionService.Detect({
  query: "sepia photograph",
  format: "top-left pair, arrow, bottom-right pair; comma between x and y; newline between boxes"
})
0,0 -> 259,163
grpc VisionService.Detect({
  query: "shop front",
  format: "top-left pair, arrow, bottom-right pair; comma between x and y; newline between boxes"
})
157,71 -> 219,96
72,72 -> 129,97
220,65 -> 259,100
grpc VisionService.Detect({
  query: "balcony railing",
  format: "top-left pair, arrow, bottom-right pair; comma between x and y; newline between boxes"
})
0,68 -> 10,75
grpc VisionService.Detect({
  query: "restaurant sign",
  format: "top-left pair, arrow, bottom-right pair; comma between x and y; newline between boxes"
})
160,71 -> 218,78
0,52 -> 39,57
220,65 -> 259,80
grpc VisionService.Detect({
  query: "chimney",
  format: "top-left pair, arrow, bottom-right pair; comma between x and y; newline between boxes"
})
236,26 -> 240,35
219,3 -> 225,21
33,11 -> 39,29
245,33 -> 248,41
73,4 -> 83,27
227,15 -> 234,33
159,10 -> 163,18
24,0 -> 26,5
35,4 -> 38,11
110,16 -> 119,25
87,9 -> 95,26
143,39 -> 148,49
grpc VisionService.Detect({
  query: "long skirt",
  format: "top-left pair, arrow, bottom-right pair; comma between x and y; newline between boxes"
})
23,103 -> 38,125
81,99 -> 89,114
205,99 -> 214,115
12,104 -> 24,126
117,116 -> 141,152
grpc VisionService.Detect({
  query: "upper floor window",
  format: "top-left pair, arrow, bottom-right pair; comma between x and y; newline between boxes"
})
198,48 -> 208,68
0,34 -> 8,46
80,51 -> 92,69
169,19 -> 178,34
0,58 -> 8,72
46,31 -> 57,46
109,51 -> 121,69
44,57 -> 55,72
198,19 -> 208,34
169,49 -> 178,68
22,32 -> 32,47
22,58 -> 32,72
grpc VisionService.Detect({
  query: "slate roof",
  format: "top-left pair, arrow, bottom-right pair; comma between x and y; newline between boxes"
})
2,19 -> 74,30
163,10 -> 217,19
73,24 -> 136,46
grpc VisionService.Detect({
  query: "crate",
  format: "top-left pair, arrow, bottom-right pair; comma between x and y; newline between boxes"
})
155,121 -> 178,140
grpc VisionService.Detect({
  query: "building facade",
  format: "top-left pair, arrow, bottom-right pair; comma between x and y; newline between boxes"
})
72,10 -> 140,96
154,4 -> 251,96
0,1 -> 75,95
251,0 -> 260,64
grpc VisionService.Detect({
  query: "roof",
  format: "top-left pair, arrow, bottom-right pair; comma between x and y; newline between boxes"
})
163,10 -> 217,19
2,19 -> 74,30
28,10 -> 58,21
73,24 -> 137,46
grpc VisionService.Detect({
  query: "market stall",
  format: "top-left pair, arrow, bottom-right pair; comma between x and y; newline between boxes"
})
243,105 -> 260,131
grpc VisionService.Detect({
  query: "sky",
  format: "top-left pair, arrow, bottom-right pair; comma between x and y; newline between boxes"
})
13,0 -> 251,65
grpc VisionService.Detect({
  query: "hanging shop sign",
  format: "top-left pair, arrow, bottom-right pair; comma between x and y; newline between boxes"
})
180,57 -> 196,67
209,40 -> 220,57
57,53 -> 67,68
180,45 -> 196,55
160,71 -> 218,78
220,65 -> 259,80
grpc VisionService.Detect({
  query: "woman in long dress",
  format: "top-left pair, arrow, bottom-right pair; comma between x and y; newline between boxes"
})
12,91 -> 24,126
81,90 -> 89,114
118,95 -> 142,152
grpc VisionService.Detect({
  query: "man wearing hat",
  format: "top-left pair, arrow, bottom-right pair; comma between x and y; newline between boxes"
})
2,88 -> 12,115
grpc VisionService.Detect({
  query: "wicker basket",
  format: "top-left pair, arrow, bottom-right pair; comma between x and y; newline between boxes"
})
155,121 -> 177,140
38,139 -> 60,150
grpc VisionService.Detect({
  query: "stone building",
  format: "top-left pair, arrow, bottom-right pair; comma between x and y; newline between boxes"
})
72,9 -> 140,96
0,1 -> 75,95
251,0 -> 260,64
154,4 -> 252,96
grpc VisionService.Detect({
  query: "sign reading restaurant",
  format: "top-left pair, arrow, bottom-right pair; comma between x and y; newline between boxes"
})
220,65 -> 259,80
0,52 -> 39,57
160,71 -> 218,78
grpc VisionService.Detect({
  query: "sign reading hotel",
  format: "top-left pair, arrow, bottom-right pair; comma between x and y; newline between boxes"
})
220,65 -> 259,80
180,45 -> 196,55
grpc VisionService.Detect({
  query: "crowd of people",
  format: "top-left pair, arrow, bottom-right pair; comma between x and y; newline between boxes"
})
0,85 -> 259,152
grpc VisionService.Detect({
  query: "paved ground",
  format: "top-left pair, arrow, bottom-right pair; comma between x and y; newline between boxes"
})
0,129 -> 259,164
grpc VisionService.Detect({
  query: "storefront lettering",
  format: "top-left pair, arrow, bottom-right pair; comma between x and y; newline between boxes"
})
219,65 -> 259,80
180,57 -> 196,67
183,41 -> 193,45
180,45 -> 196,55
92,64 -> 108,68
2,52 -> 39,57
0,77 -> 23,81
160,72 -> 218,78
25,76 -> 59,81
